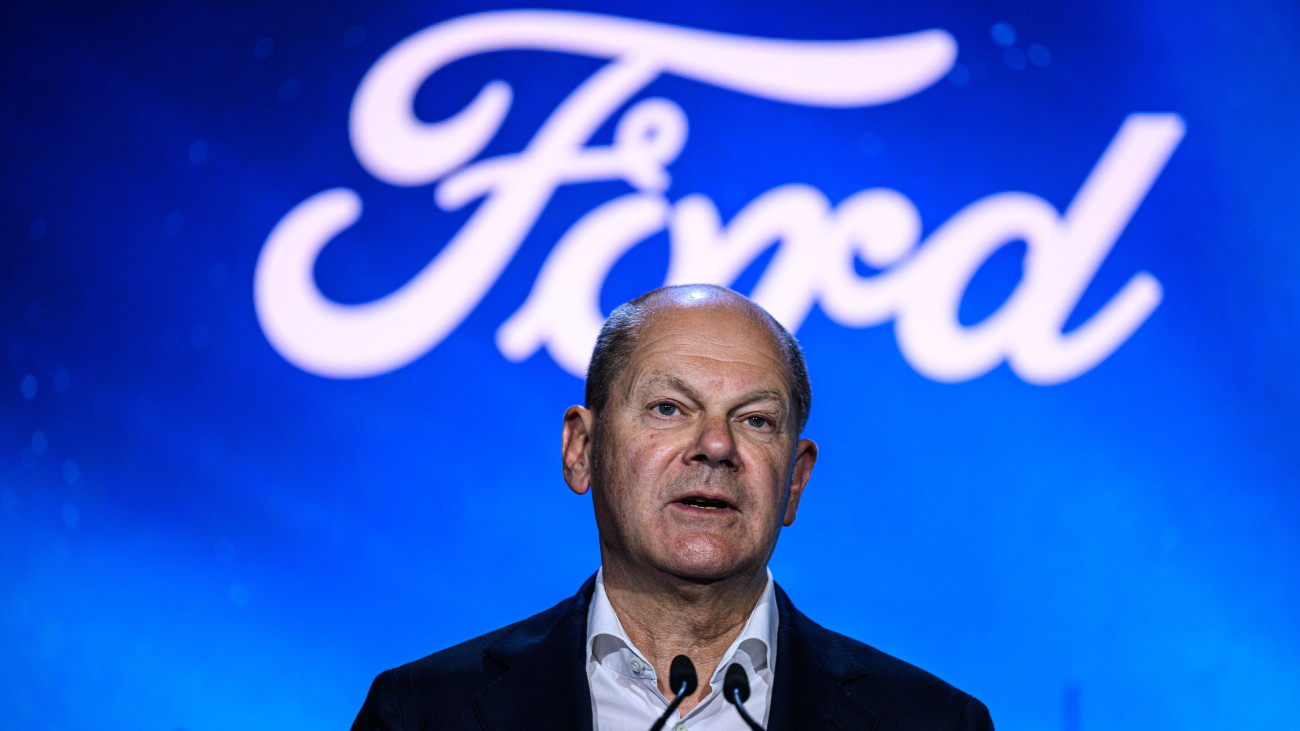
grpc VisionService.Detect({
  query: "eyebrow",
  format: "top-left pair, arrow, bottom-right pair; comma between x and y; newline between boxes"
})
639,372 -> 788,411
740,388 -> 788,407
641,372 -> 700,401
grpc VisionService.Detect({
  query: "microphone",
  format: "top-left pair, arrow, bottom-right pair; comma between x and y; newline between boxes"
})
723,663 -> 766,731
648,655 -> 698,731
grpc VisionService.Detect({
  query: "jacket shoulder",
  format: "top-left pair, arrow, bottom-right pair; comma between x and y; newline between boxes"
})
781,593 -> 993,730
397,597 -> 570,683
351,589 -> 585,731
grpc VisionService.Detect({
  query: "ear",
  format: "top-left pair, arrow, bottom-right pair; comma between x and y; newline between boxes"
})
562,405 -> 597,495
781,438 -> 817,526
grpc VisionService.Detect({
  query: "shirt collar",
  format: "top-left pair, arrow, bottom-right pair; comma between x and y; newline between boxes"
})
586,567 -> 779,681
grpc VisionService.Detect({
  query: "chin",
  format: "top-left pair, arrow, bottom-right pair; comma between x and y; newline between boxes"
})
660,537 -> 751,581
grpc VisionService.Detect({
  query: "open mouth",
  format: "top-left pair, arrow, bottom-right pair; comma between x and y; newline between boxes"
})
677,496 -> 732,511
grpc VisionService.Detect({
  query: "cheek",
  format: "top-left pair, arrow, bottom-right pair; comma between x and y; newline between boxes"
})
752,450 -> 794,499
636,434 -> 679,465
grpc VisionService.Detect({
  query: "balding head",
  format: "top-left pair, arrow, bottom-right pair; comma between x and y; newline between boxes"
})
585,285 -> 812,436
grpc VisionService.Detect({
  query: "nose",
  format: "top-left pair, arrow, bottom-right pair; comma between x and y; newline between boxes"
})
690,415 -> 738,468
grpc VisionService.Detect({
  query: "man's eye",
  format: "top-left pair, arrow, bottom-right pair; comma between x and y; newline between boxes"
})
655,403 -> 678,416
746,416 -> 769,429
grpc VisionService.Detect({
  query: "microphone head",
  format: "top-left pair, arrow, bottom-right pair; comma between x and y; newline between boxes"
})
669,654 -> 698,696
723,662 -> 750,704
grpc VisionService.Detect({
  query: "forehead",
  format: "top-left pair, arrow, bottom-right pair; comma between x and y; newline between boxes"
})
622,301 -> 791,396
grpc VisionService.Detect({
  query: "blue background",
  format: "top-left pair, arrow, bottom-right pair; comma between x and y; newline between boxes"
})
3,1 -> 1298,729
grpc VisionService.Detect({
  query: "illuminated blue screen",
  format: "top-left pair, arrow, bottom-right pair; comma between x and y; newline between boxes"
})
3,1 -> 1298,729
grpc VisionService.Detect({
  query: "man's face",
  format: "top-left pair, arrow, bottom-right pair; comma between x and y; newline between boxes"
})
563,297 -> 816,584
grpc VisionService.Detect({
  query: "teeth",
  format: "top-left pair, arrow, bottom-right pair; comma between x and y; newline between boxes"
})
684,498 -> 725,509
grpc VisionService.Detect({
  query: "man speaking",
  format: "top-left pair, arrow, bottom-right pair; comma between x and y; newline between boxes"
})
352,285 -> 993,730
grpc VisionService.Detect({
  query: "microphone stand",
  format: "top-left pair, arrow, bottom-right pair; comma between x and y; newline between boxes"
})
723,663 -> 767,731
649,655 -> 698,731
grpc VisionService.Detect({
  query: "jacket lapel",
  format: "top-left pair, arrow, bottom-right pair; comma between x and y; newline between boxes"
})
768,585 -> 879,731
465,577 -> 879,731
470,576 -> 597,731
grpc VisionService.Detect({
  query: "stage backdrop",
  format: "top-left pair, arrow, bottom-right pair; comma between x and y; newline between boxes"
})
3,1 -> 1298,729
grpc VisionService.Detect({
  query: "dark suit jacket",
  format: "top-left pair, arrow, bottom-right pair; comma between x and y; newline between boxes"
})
352,575 -> 993,730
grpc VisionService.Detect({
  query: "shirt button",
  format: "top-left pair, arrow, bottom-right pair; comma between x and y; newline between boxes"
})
674,724 -> 688,731
629,657 -> 646,675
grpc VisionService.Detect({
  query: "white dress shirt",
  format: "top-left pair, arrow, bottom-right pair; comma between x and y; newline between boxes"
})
585,568 -> 778,731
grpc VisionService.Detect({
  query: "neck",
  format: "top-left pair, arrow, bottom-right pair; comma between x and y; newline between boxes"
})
599,563 -> 768,715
